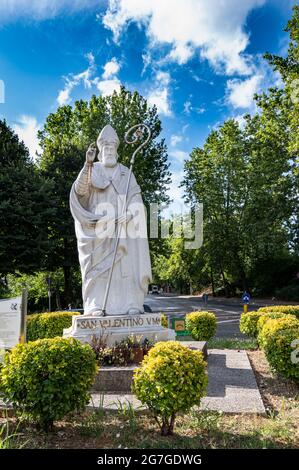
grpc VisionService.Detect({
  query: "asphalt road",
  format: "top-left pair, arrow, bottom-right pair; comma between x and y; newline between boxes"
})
145,294 -> 261,339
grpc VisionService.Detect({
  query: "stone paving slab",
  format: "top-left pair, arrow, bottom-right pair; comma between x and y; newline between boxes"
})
0,350 -> 266,416
88,349 -> 266,415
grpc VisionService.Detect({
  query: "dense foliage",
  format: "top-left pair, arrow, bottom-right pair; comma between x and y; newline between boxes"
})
132,341 -> 207,435
262,326 -> 299,382
257,305 -> 299,318
26,311 -> 77,341
0,338 -> 97,430
154,6 -> 299,297
185,311 -> 217,341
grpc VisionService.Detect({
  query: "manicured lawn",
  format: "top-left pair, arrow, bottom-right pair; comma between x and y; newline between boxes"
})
207,338 -> 258,350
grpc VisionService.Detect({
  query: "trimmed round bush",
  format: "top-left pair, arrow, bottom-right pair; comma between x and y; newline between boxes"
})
0,337 -> 98,430
240,311 -> 264,338
258,305 -> 299,319
132,341 -> 208,435
256,313 -> 297,338
27,311 -> 77,341
185,311 -> 216,341
263,326 -> 299,382
258,316 -> 299,350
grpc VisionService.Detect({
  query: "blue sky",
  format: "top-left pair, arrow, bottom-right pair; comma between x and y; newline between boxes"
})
0,0 -> 296,207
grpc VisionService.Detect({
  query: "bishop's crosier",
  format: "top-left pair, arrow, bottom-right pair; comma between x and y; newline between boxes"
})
69,124 -> 152,317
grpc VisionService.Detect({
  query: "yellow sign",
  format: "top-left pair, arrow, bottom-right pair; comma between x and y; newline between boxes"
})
174,320 -> 185,332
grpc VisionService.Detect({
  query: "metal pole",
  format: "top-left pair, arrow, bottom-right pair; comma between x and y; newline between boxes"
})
101,124 -> 151,315
20,288 -> 27,344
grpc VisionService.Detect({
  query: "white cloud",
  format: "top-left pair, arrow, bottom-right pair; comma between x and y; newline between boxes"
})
57,54 -> 122,104
155,71 -> 171,86
12,115 -> 41,160
95,77 -> 121,96
57,52 -> 95,106
233,114 -> 247,129
102,57 -> 120,79
103,0 -> 265,75
183,99 -> 205,115
226,74 -> 262,109
146,70 -> 172,116
183,101 -> 192,115
166,169 -> 186,212
147,88 -> 171,117
169,150 -> 189,164
0,0 -> 101,22
95,57 -> 122,96
170,134 -> 183,147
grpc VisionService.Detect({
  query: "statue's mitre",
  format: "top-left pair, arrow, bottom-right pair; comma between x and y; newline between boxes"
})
97,124 -> 120,149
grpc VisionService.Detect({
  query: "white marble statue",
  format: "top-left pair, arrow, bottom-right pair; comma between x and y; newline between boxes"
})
70,124 -> 152,316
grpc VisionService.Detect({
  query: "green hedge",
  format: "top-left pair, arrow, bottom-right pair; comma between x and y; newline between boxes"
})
257,305 -> 299,319
185,311 -> 217,341
0,337 -> 98,430
263,326 -> 299,382
256,313 -> 296,338
132,341 -> 207,435
26,311 -> 77,341
258,316 -> 299,350
240,311 -> 264,338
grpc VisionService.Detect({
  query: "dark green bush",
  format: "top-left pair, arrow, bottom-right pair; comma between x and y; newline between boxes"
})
0,337 -> 97,430
185,311 -> 216,341
274,285 -> 299,302
27,311 -> 77,341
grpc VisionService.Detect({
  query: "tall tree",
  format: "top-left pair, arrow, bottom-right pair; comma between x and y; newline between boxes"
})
0,120 -> 55,279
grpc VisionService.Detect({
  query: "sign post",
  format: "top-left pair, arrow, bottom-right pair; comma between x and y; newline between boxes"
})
242,291 -> 251,313
20,288 -> 28,344
171,316 -> 189,336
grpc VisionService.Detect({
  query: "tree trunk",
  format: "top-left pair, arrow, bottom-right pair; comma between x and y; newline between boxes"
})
63,265 -> 71,308
210,268 -> 215,297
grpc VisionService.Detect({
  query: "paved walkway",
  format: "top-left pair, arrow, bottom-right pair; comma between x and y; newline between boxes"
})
88,349 -> 266,415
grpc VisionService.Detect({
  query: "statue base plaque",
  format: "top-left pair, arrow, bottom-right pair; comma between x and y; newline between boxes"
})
63,313 -> 176,347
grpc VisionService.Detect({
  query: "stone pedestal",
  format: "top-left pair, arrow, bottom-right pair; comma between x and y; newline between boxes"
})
63,313 -> 176,347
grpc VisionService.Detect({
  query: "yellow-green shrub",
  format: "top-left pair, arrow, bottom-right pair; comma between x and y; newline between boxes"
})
258,305 -> 299,319
0,338 -> 97,430
185,311 -> 216,341
263,326 -> 299,382
258,316 -> 299,350
132,341 -> 207,435
256,313 -> 297,338
27,311 -> 77,341
240,311 -> 264,338
161,313 -> 168,329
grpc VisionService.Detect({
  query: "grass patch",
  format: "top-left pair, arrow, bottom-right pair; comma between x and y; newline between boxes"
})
207,337 -> 258,350
1,407 -> 298,449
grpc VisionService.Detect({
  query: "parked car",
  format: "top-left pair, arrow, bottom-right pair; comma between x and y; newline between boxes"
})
151,285 -> 159,294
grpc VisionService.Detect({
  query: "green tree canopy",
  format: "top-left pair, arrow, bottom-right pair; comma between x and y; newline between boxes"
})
0,119 -> 55,279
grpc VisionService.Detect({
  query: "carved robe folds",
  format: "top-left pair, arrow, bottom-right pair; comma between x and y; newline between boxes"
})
70,161 -> 152,316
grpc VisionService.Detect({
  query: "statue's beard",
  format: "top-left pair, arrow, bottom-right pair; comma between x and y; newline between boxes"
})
103,157 -> 117,167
